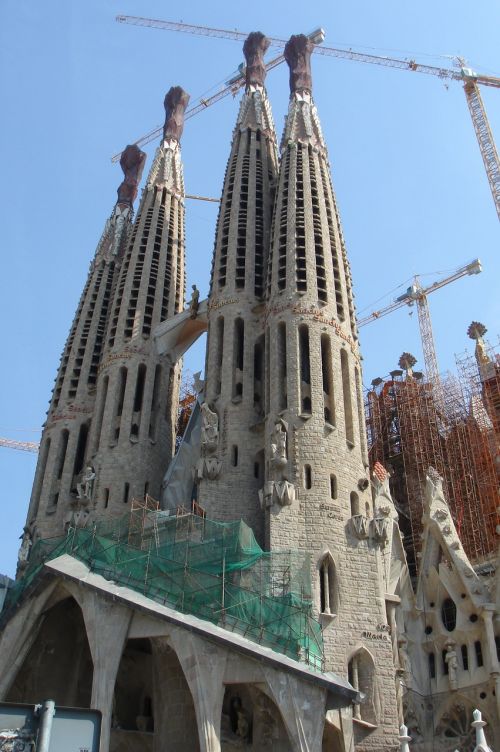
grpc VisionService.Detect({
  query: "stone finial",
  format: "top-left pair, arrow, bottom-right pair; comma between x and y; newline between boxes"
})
471,709 -> 492,752
243,32 -> 270,87
399,352 -> 417,376
117,144 -> 146,206
284,34 -> 314,94
163,86 -> 190,142
398,724 -> 412,752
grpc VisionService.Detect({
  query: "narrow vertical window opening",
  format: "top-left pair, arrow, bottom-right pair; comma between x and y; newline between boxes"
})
232,318 -> 244,399
298,325 -> 311,414
277,322 -> 288,411
231,445 -> 239,467
350,491 -> 360,516
330,474 -> 337,500
123,482 -> 130,504
321,334 -> 335,424
304,464 -> 312,490
341,349 -> 354,445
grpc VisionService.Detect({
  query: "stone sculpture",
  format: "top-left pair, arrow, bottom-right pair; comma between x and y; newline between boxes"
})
76,465 -> 96,501
17,527 -> 33,566
189,284 -> 200,319
445,641 -> 458,690
200,402 -> 219,451
243,31 -> 270,88
270,420 -> 287,468
163,86 -> 190,142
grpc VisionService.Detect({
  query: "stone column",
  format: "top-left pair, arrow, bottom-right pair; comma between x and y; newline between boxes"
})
481,605 -> 500,723
386,596 -> 404,724
78,591 -> 132,752
169,630 -> 227,752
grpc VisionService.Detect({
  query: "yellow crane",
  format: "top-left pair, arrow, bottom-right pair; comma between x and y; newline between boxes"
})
114,15 -> 500,221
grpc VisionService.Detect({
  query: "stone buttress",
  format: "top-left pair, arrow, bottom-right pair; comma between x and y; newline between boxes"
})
88,87 -> 190,521
197,33 -> 279,544
263,35 -> 399,749
26,145 -> 146,540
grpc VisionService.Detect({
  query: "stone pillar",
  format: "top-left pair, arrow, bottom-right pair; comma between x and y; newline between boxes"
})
386,597 -> 404,724
169,630 -> 227,752
263,668 -> 326,752
77,591 -> 132,752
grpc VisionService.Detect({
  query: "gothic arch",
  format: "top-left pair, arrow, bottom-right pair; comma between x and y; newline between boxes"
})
347,645 -> 379,727
5,594 -> 93,708
221,683 -> 292,750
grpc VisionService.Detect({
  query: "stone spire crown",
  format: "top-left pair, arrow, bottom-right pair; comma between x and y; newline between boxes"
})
147,86 -> 190,193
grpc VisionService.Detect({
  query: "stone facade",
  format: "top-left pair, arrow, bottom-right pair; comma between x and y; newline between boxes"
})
4,27 -> 498,752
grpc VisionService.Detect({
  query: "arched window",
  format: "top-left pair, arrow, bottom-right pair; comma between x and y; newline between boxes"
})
348,649 -> 377,725
298,325 -> 311,415
441,598 -> 457,632
350,491 -> 360,516
319,555 -> 337,615
233,318 -> 244,399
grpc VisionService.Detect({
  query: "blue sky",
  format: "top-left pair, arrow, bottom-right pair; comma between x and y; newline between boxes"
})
0,0 -> 498,577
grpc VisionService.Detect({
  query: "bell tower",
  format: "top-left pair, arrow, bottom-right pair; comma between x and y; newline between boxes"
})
197,33 -> 279,544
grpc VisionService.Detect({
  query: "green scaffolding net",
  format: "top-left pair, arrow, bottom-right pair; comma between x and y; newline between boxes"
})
5,509 -> 324,670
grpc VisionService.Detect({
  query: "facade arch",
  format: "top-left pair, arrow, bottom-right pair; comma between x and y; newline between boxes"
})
347,645 -> 378,726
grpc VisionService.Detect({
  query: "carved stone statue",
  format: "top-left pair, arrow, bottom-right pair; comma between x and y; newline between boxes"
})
76,465 -> 96,501
117,144 -> 146,206
163,86 -> 190,142
270,420 -> 287,468
243,31 -> 270,88
17,527 -> 33,565
397,636 -> 412,682
189,284 -> 200,319
445,641 -> 458,690
284,34 -> 314,94
200,402 -> 219,451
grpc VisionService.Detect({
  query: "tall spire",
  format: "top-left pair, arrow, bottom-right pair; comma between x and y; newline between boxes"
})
84,86 -> 189,525
261,42 -> 400,745
198,33 -> 279,541
26,147 -> 145,539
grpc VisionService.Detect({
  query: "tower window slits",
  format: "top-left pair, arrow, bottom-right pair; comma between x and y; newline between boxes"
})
214,317 -> 224,397
124,204 -> 155,341
235,131 -> 250,290
254,141 -> 265,298
253,336 -> 264,411
174,202 -> 185,314
112,367 -> 128,443
295,148 -> 307,292
88,263 -> 114,387
308,148 -> 327,304
92,375 -> 109,454
149,365 -> 162,440
217,144 -> 239,289
72,422 -> 90,479
277,149 -> 290,291
319,160 -> 344,321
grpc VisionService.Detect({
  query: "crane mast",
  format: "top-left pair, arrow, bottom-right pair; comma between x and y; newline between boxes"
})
463,78 -> 500,221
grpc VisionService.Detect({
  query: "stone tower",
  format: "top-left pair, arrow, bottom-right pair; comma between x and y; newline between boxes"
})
198,33 -> 279,543
26,144 -> 146,540
88,87 -> 190,521
26,86 -> 190,539
263,35 -> 400,748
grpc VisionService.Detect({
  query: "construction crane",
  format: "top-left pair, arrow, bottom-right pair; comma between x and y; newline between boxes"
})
0,438 -> 39,453
115,15 -> 500,221
358,258 -> 482,385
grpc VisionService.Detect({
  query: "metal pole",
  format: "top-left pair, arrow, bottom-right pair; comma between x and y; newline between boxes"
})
37,700 -> 55,752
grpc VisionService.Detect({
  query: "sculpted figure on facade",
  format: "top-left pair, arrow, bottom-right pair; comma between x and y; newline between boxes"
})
200,402 -> 219,452
270,419 -> 287,470
76,465 -> 96,502
445,641 -> 458,690
189,284 -> 200,319
17,527 -> 33,567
